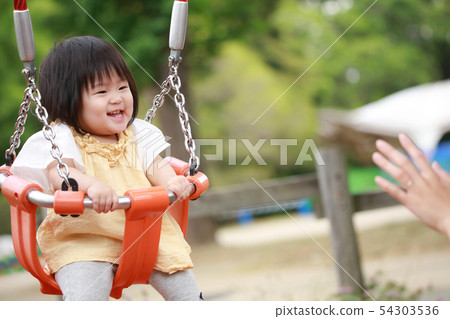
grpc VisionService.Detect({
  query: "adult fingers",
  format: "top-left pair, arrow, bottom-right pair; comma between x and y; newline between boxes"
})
372,152 -> 413,189
398,133 -> 437,183
372,152 -> 412,189
375,139 -> 422,182
374,176 -> 408,204
431,161 -> 450,187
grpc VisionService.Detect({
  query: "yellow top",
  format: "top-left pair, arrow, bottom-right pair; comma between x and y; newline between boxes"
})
37,126 -> 193,274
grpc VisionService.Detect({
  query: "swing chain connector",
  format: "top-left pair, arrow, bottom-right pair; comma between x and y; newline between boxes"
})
14,8 -> 36,76
169,0 -> 188,64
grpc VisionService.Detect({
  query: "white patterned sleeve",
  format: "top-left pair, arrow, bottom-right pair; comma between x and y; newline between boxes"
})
10,123 -> 85,193
131,118 -> 171,172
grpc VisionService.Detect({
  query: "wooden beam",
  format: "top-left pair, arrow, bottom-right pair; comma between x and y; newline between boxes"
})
189,173 -> 320,218
353,191 -> 399,212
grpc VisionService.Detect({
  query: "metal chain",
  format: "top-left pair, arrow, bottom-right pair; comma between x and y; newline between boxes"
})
146,56 -> 199,175
6,69 -> 71,187
5,69 -> 33,164
145,77 -> 172,123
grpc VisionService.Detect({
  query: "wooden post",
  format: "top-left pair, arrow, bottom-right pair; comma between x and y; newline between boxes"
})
316,146 -> 364,293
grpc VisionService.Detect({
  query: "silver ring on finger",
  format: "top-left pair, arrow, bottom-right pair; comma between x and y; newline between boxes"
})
405,180 -> 413,189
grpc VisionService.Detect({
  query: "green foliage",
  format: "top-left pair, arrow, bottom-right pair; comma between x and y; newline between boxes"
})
0,196 -> 11,235
188,0 -> 278,73
249,0 -> 447,110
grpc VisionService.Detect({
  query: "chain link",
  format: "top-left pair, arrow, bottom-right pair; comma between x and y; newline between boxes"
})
145,77 -> 172,123
6,69 -> 71,187
146,56 -> 199,175
5,85 -> 32,164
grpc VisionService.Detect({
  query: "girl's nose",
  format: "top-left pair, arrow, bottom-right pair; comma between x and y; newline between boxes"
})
109,92 -> 122,104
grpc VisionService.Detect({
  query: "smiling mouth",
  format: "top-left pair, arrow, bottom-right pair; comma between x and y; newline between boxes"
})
107,110 -> 124,118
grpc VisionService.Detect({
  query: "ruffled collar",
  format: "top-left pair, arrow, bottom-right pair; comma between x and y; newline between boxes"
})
69,126 -> 133,167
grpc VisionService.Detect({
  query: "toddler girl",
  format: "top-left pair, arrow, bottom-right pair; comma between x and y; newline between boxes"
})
11,36 -> 201,301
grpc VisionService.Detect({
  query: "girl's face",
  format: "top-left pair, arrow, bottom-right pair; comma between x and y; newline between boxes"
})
79,71 -> 134,143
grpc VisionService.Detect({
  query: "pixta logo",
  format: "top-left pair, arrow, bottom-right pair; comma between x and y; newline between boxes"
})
195,138 -> 325,166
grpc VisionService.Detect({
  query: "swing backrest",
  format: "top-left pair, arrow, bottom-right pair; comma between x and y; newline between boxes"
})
0,157 -> 208,299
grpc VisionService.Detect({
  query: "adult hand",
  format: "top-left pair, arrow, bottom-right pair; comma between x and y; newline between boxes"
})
372,133 -> 450,239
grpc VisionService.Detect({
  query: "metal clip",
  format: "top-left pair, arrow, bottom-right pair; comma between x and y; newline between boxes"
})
169,0 -> 188,63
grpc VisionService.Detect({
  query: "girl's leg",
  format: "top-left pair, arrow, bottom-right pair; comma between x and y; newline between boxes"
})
55,261 -> 115,301
148,269 -> 202,301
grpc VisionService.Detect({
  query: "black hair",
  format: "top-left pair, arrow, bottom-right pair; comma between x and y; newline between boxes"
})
38,36 -> 139,133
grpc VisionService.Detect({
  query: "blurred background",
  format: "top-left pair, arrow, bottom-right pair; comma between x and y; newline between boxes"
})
0,0 -> 450,301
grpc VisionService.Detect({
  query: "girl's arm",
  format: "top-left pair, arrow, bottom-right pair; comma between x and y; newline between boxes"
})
47,159 -> 119,213
146,155 -> 193,201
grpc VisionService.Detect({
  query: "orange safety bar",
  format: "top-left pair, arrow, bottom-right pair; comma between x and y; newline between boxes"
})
0,157 -> 209,299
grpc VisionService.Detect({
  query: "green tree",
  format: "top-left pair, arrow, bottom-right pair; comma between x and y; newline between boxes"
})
253,0 -> 449,110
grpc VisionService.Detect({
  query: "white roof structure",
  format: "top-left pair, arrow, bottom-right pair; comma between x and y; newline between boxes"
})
346,79 -> 450,154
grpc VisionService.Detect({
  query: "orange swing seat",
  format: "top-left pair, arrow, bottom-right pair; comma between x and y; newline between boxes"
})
0,157 -> 208,299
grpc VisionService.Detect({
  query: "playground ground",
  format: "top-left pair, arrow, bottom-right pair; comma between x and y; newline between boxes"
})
1,205 -> 450,301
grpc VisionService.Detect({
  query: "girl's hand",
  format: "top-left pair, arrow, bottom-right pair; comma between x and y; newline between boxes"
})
372,133 -> 450,239
47,159 -> 119,213
86,181 -> 119,213
147,155 -> 193,201
164,175 -> 193,201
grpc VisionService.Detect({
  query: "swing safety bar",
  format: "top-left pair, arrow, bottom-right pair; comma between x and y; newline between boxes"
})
0,173 -> 177,210
0,157 -> 208,216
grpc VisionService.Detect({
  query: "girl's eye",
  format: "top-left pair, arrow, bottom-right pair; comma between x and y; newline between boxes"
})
96,90 -> 107,94
119,86 -> 128,90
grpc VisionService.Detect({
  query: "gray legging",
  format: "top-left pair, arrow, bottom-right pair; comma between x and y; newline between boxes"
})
55,261 -> 202,301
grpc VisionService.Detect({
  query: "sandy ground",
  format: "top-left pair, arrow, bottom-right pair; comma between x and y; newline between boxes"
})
1,205 -> 450,301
